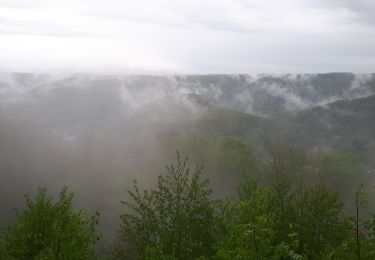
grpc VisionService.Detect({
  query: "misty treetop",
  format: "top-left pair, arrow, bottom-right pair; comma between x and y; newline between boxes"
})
1,74 -> 375,258
112,152 -> 216,259
0,187 -> 101,259
1,73 -> 375,259
1,141 -> 375,259
109,143 -> 375,259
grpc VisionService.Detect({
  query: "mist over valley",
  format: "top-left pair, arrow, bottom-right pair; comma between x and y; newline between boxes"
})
1,73 -> 375,253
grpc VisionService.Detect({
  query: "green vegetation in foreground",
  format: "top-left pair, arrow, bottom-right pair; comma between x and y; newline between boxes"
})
1,141 -> 375,259
0,188 -> 101,259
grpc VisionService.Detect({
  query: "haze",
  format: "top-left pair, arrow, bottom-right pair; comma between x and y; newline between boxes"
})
1,0 -> 375,74
1,1 -> 375,257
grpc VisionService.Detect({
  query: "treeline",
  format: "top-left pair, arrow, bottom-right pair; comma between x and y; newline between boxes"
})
0,188 -> 101,259
1,142 -> 375,259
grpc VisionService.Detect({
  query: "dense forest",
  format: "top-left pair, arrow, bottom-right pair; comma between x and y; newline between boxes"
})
1,140 -> 375,259
1,73 -> 375,259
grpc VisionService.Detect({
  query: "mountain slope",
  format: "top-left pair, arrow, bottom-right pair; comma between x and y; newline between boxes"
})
1,73 -> 374,116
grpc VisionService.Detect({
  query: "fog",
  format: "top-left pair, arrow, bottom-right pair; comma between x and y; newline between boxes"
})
0,72 -> 375,249
0,75 -> 202,246
1,0 -> 374,257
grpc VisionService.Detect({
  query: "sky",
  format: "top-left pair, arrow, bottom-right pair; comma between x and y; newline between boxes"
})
0,0 -> 374,74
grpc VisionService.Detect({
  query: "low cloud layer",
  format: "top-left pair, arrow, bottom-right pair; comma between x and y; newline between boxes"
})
0,0 -> 374,73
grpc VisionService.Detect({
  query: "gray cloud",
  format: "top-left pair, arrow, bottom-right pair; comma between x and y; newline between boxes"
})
0,0 -> 374,73
308,0 -> 375,25
0,17 -> 106,38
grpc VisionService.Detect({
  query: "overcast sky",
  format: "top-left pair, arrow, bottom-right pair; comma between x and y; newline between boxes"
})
0,0 -> 374,74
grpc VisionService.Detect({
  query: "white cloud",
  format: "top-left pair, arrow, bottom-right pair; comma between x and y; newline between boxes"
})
0,0 -> 374,73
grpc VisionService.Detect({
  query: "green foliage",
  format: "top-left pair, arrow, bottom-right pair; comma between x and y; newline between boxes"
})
291,185 -> 349,258
0,187 -> 101,259
211,136 -> 258,177
217,178 -> 274,259
111,141 -> 375,259
317,154 -> 366,199
215,142 -> 358,260
186,135 -> 258,177
114,152 -> 216,259
263,140 -> 309,183
1,138 -> 374,260
335,184 -> 375,260
144,246 -> 177,260
184,135 -> 259,196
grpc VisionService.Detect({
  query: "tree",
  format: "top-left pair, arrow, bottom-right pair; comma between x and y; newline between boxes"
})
0,187 -> 101,259
355,184 -> 368,259
114,152 -> 216,259
334,184 -> 375,260
217,177 -> 273,259
317,154 -> 366,201
183,135 -> 259,196
263,141 -> 295,245
291,184 -> 348,258
215,140 -> 354,259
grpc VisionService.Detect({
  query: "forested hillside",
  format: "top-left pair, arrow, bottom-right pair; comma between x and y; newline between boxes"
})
1,146 -> 375,259
0,73 -> 375,259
